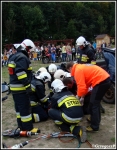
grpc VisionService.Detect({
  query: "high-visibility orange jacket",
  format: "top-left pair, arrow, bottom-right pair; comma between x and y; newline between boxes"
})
71,64 -> 110,97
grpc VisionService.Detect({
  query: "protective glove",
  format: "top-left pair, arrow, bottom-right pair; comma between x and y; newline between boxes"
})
26,86 -> 33,95
80,97 -> 84,106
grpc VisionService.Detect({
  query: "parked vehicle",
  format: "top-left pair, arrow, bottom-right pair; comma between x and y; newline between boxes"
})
96,47 -> 115,104
56,55 -> 62,63
42,53 -> 51,64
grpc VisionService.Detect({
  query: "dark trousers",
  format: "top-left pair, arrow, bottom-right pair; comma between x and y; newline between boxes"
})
12,93 -> 33,131
89,78 -> 111,130
72,53 -> 76,61
48,108 -> 70,131
48,108 -> 81,134
32,104 -> 48,122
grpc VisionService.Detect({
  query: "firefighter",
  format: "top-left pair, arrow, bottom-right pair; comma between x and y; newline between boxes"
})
66,62 -> 111,132
48,79 -> 87,143
8,39 -> 39,132
30,71 -> 52,122
76,36 -> 96,64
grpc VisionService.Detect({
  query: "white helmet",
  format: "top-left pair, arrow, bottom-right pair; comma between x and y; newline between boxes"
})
54,69 -> 66,81
20,39 -> 36,52
51,79 -> 66,93
13,44 -> 20,49
35,71 -> 51,83
76,36 -> 87,47
48,64 -> 57,74
36,67 -> 47,75
64,72 -> 71,78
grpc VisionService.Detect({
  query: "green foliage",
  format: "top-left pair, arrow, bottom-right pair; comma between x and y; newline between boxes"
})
66,19 -> 78,39
2,2 -> 115,46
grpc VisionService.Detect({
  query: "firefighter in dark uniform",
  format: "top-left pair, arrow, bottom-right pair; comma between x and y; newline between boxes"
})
30,71 -> 51,122
8,39 -> 39,132
48,79 -> 87,143
76,36 -> 96,64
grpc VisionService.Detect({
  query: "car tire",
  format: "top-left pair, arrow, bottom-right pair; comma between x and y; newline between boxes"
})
103,83 -> 115,104
56,57 -> 62,63
42,57 -> 49,64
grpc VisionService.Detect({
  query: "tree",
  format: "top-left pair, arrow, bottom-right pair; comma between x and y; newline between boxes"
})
66,19 -> 78,39
20,5 -> 45,40
97,15 -> 107,34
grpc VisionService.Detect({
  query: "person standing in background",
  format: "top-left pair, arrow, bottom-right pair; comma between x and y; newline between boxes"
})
61,43 -> 67,62
66,43 -> 72,61
51,44 -> 56,63
71,45 -> 76,61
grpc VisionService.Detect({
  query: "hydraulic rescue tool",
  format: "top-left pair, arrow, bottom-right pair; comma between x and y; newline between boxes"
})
2,127 -> 40,138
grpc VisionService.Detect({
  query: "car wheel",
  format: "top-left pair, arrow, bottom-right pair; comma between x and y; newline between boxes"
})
57,57 -> 62,63
43,57 -> 49,64
103,83 -> 115,104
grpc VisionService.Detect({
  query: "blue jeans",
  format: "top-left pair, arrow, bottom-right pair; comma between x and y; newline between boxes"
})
62,53 -> 67,62
51,53 -> 56,62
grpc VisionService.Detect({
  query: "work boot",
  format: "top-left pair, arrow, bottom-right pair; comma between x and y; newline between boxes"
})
86,126 -> 98,132
71,125 -> 87,143
79,126 -> 87,143
30,128 -> 40,133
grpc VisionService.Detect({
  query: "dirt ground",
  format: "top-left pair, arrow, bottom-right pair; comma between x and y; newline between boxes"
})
1,91 -> 116,149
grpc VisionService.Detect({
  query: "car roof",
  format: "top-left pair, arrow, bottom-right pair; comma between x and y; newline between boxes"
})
102,47 -> 115,54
